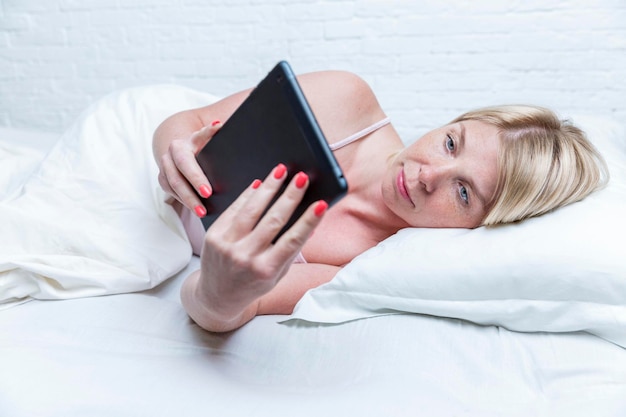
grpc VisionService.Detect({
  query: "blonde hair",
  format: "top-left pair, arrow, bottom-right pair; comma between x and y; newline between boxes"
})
450,105 -> 609,226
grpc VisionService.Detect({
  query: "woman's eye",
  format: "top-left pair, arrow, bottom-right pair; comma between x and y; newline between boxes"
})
459,185 -> 469,204
446,134 -> 455,152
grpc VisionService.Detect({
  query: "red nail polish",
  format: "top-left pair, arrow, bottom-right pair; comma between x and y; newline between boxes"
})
194,205 -> 207,218
314,201 -> 328,217
295,172 -> 308,189
199,184 -> 211,198
251,179 -> 262,189
211,120 -> 220,126
273,163 -> 287,179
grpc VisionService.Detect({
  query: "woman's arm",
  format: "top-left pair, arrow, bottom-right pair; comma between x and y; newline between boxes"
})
152,89 -> 252,211
182,262 -> 340,332
152,89 -> 251,161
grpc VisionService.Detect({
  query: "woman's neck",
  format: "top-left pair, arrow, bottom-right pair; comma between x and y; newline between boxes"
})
352,182 -> 409,240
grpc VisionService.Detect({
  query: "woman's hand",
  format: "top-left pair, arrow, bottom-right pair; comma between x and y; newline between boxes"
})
156,121 -> 221,217
181,163 -> 328,332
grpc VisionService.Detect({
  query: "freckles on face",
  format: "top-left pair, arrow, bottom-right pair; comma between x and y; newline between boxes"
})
382,120 -> 500,228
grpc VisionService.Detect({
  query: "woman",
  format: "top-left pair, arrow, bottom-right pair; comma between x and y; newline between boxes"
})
153,71 -> 608,332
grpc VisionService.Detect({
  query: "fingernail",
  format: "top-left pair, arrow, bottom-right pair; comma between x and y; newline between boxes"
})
211,120 -> 221,126
295,172 -> 308,189
273,163 -> 287,179
314,201 -> 328,217
194,205 -> 207,218
251,179 -> 262,189
199,184 -> 211,198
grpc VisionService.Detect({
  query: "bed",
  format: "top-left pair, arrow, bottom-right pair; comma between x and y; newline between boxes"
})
1,85 -> 625,416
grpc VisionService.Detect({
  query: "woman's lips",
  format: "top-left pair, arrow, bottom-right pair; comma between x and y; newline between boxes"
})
396,169 -> 414,206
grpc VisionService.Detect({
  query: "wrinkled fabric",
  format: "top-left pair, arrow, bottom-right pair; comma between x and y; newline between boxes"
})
0,85 -> 220,306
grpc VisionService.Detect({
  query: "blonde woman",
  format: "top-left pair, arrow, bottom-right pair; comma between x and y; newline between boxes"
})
153,71 -> 608,332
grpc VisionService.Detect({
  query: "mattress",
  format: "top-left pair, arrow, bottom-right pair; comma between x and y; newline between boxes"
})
2,257 -> 625,417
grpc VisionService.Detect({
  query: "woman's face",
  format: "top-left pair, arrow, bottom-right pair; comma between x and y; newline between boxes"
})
382,119 -> 500,229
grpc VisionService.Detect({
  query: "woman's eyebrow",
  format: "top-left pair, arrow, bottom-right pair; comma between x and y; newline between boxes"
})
467,177 -> 488,209
457,122 -> 466,150
458,122 -> 489,208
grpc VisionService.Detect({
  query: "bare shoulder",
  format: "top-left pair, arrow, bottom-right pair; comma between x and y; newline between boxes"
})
188,70 -> 388,147
298,70 -> 377,104
297,71 -> 387,144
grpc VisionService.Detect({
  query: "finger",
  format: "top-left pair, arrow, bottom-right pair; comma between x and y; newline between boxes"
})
161,152 -> 205,214
158,153 -> 182,200
189,120 -> 222,149
213,163 -> 290,239
269,199 -> 328,265
248,169 -> 310,247
209,177 -> 264,235
169,122 -> 223,201
157,169 -> 176,197
174,158 -> 211,196
170,141 -> 213,199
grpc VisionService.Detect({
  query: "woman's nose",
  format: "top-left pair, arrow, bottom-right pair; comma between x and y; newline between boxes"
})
419,163 -> 451,192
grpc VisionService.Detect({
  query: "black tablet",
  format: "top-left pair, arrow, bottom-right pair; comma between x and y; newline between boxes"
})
196,61 -> 348,239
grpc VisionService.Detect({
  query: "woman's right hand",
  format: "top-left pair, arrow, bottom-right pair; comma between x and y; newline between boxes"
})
181,163 -> 329,332
156,121 -> 222,217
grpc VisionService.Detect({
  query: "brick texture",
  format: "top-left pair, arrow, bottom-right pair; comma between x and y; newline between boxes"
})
0,0 -> 624,141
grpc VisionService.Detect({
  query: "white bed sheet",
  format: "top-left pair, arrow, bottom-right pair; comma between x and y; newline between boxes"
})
2,256 -> 626,417
2,125 -> 626,417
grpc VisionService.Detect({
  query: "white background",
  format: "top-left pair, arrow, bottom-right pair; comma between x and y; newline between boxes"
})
1,0 -> 624,141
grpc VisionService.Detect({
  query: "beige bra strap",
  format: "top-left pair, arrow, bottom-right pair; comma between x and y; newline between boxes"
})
329,117 -> 391,151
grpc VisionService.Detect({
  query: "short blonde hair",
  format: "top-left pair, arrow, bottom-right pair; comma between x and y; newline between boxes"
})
450,105 -> 609,226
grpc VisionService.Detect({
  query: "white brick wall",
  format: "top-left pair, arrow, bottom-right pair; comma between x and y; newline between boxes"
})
0,0 -> 624,141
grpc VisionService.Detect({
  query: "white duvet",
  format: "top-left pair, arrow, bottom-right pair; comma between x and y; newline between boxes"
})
0,86 -> 219,306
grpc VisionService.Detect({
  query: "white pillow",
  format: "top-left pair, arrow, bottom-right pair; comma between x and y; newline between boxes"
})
289,115 -> 626,348
0,85 -> 219,307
